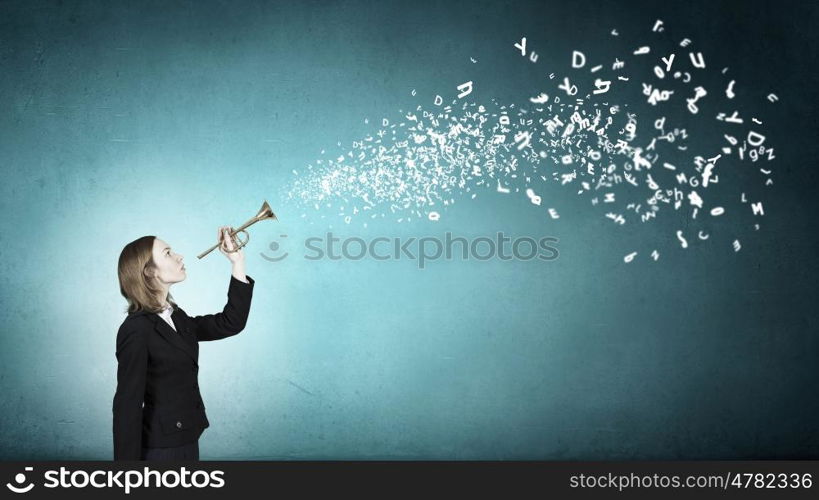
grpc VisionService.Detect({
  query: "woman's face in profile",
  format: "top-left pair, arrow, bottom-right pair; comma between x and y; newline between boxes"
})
151,238 -> 186,285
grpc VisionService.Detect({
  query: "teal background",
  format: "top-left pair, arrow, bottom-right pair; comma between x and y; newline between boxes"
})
1,0 -> 817,459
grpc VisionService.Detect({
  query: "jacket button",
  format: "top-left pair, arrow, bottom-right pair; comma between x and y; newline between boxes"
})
176,421 -> 182,429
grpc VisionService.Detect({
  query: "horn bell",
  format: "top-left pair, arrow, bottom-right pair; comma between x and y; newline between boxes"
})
255,200 -> 277,221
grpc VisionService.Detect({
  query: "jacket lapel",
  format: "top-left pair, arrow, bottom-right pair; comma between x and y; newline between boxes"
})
152,312 -> 198,364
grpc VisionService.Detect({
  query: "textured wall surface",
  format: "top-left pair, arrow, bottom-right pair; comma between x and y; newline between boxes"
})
0,0 -> 817,459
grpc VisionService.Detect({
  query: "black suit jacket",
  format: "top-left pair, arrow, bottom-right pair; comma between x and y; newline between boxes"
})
112,275 -> 255,460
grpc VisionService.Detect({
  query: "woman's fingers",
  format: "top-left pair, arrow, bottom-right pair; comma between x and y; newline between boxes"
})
223,227 -> 236,252
217,226 -> 229,253
216,225 -> 243,256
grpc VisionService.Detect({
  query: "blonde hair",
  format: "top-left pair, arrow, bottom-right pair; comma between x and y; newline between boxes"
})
118,235 -> 177,314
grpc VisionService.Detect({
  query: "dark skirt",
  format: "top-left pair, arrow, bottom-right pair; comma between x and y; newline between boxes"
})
141,439 -> 199,460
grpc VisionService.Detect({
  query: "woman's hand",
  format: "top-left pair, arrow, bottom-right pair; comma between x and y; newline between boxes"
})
217,226 -> 245,264
218,226 -> 249,283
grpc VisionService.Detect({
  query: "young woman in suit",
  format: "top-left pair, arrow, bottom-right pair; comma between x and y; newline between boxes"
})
114,226 -> 255,460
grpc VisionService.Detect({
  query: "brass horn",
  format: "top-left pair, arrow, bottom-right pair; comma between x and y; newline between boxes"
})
197,200 -> 278,259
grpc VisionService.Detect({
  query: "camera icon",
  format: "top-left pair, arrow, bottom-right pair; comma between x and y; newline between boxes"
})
6,467 -> 34,494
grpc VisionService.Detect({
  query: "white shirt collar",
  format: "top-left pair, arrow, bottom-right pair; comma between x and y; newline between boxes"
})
156,303 -> 177,331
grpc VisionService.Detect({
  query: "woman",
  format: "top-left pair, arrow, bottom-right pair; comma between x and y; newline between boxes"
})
113,226 -> 255,461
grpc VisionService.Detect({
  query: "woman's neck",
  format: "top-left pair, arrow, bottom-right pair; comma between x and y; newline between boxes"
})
155,281 -> 170,307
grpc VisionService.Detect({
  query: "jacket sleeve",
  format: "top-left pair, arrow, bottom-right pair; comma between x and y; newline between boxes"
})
112,324 -> 148,461
191,275 -> 255,342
